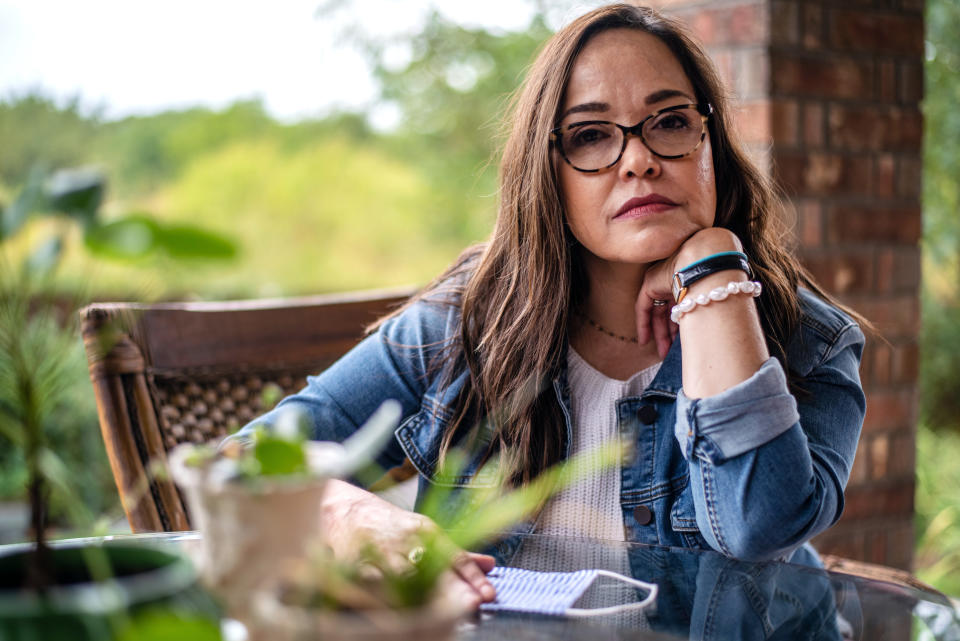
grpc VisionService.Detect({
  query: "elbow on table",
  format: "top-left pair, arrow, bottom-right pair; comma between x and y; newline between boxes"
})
697,457 -> 845,562
711,504 -> 838,562
715,528 -> 799,562
701,495 -> 838,562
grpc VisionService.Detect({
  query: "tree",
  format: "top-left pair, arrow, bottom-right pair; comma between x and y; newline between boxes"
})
0,94 -> 99,188
316,2 -> 566,241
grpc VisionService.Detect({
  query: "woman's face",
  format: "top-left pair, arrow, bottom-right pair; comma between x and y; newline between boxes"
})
557,28 -> 717,272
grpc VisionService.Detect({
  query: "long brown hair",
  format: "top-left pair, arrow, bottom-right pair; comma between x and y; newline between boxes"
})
381,4 -> 854,486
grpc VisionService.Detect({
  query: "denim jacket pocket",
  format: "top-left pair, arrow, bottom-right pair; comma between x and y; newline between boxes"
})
670,484 -> 710,549
396,397 -> 517,545
395,395 -> 499,489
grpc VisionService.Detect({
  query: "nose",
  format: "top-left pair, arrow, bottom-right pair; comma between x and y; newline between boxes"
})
618,134 -> 661,180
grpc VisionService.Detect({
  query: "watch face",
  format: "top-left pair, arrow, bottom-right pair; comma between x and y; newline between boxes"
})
672,273 -> 683,300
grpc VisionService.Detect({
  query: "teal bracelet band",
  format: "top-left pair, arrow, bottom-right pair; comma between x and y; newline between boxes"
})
677,251 -> 748,273
672,251 -> 752,302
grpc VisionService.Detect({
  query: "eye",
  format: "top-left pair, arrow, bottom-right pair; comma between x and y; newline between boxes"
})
650,111 -> 694,132
567,123 -> 614,149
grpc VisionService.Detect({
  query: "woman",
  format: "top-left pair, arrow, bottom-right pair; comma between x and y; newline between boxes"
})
238,4 -> 865,608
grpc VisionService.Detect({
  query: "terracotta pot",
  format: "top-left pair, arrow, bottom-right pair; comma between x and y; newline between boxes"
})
251,583 -> 468,641
168,444 -> 330,618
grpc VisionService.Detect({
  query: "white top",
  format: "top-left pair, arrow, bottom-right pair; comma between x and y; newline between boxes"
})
513,346 -> 660,549
510,346 -> 661,623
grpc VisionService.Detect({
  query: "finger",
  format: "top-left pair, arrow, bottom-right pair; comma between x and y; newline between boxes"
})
635,296 -> 653,345
441,572 -> 483,611
466,552 -> 496,573
455,555 -> 496,602
652,307 -> 672,358
401,511 -> 435,535
383,547 -> 416,575
454,553 -> 496,602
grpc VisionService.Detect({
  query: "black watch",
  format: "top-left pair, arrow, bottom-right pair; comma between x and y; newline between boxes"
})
672,251 -> 751,302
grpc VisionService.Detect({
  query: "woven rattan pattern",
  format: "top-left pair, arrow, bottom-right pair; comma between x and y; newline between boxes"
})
153,373 -> 308,449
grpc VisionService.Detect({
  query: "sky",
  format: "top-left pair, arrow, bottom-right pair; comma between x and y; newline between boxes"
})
0,0 -> 579,122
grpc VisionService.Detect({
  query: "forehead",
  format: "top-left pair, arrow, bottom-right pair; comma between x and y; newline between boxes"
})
562,28 -> 694,114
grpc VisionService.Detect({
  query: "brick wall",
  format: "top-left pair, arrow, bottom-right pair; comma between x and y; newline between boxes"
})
653,0 -> 924,570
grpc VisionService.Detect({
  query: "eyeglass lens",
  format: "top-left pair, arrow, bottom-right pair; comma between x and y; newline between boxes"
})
560,107 -> 704,171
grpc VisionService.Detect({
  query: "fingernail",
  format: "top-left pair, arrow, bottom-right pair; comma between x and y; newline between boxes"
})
481,583 -> 496,600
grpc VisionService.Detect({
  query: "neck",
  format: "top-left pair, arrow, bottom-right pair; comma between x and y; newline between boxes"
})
580,255 -> 648,338
569,252 -> 663,378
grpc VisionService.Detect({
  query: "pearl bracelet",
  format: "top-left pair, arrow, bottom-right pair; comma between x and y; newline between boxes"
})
670,280 -> 762,323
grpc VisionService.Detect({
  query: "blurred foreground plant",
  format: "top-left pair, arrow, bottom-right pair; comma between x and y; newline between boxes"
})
276,440 -> 623,614
0,166 -> 236,591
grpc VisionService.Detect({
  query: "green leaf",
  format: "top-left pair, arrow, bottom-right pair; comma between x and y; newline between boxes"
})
84,215 -> 160,259
0,166 -> 47,239
117,610 -> 222,641
183,444 -> 217,468
45,167 -> 105,226
38,446 -> 97,530
447,439 -> 624,552
416,449 -> 467,526
253,436 -> 307,477
0,401 -> 25,445
25,236 -> 64,276
156,224 -> 237,260
83,215 -> 238,263
259,382 -> 284,410
37,447 -> 72,487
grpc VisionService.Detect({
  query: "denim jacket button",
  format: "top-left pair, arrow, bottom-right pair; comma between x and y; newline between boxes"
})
633,505 -> 654,525
637,405 -> 658,425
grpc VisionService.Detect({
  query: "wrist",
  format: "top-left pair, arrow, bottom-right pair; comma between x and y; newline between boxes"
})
671,230 -> 750,303
322,479 -> 367,515
673,228 -> 742,273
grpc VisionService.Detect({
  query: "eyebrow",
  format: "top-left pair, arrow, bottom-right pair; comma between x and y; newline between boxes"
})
559,88 -> 695,122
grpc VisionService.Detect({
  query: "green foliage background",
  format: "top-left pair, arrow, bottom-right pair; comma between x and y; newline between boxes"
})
916,0 -> 960,597
0,0 -> 958,598
1,100 -> 491,300
0,11 -> 554,300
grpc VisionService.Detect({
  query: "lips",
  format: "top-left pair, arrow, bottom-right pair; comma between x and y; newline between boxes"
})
614,194 -> 679,219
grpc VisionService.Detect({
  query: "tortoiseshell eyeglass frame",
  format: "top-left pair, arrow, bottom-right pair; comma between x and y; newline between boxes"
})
550,102 -> 714,173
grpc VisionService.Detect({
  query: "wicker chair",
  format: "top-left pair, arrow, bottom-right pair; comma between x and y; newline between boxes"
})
81,288 -> 412,533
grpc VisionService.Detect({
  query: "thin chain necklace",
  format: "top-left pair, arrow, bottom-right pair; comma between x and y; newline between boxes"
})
576,310 -> 638,344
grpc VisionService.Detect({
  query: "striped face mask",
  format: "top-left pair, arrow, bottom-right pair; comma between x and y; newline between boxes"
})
480,567 -> 658,617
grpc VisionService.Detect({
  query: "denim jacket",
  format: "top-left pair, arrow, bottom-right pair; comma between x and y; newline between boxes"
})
239,288 -> 865,564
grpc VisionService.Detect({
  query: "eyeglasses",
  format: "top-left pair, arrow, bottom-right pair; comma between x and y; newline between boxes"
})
550,103 -> 713,173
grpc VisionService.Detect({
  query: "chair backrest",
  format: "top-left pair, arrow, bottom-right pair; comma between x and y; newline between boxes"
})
81,288 -> 413,533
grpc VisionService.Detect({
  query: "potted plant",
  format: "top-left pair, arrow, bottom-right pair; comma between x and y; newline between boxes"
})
253,531 -> 468,641
0,167 -> 235,639
245,440 -> 623,641
167,399 -> 404,621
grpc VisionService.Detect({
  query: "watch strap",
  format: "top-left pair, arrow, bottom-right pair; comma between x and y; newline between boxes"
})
672,251 -> 751,302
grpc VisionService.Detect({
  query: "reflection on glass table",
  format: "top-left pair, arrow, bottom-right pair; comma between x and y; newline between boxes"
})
465,533 -> 960,641
6,531 -> 958,641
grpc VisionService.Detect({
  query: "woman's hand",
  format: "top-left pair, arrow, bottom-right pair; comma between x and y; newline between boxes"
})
321,479 -> 496,609
636,228 -> 744,358
635,252 -> 678,359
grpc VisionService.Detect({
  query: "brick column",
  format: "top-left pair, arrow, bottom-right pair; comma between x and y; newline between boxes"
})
654,0 -> 924,570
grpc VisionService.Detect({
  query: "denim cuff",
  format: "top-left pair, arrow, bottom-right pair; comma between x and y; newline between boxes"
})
674,357 -> 800,463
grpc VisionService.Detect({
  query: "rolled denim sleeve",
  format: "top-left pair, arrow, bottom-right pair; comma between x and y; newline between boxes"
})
674,358 -> 800,463
678,321 -> 866,562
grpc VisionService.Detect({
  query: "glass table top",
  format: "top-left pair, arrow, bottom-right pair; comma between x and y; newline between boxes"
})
6,531 -> 959,640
